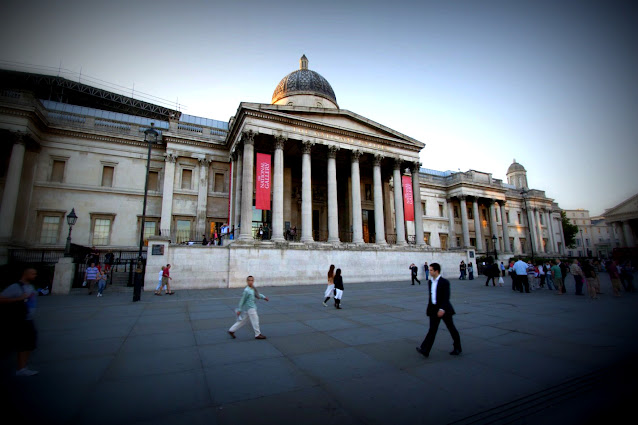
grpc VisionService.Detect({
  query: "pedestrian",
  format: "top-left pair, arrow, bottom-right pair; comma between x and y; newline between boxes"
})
538,263 -> 546,288
607,259 -> 622,297
258,225 -> 264,240
582,260 -> 599,299
104,250 -> 114,273
467,262 -> 474,280
424,261 -> 429,281
228,276 -> 269,339
155,266 -> 166,295
96,268 -> 107,297
323,264 -> 335,306
162,264 -> 174,295
409,263 -> 421,285
551,260 -> 564,295
570,259 -> 585,296
333,268 -> 344,309
513,258 -> 528,292
526,261 -> 537,291
85,262 -> 99,295
202,234 -> 208,245
508,261 -> 516,290
620,261 -> 635,292
90,246 -> 100,266
485,262 -> 497,286
545,262 -> 556,290
500,261 -> 506,277
416,262 -> 462,358
459,261 -> 466,280
559,260 -> 570,293
0,267 -> 39,376
213,229 -> 219,246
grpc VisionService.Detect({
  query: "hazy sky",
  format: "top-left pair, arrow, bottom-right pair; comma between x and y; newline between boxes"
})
2,0 -> 637,216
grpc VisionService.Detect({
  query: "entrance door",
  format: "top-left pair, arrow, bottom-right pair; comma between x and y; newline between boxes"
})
362,210 -> 375,243
312,209 -> 320,241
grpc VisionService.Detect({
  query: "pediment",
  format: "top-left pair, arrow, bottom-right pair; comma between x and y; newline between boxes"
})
604,193 -> 638,220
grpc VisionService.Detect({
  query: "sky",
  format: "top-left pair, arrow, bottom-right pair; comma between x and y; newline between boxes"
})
1,0 -> 637,216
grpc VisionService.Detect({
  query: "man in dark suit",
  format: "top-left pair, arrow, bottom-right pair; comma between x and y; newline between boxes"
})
416,262 -> 462,357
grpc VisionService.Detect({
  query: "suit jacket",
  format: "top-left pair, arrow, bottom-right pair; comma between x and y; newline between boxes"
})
426,277 -> 455,317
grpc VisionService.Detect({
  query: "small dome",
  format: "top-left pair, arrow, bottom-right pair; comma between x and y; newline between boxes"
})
272,55 -> 338,106
507,159 -> 526,174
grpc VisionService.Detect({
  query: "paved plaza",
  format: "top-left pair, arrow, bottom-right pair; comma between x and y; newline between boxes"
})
2,271 -> 637,425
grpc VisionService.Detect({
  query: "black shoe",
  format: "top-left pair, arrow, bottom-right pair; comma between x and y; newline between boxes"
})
449,349 -> 462,356
416,347 -> 429,357
411,283 -> 414,285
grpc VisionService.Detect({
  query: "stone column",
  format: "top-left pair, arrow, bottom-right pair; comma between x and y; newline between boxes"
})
196,157 -> 210,236
534,208 -> 544,253
373,154 -> 386,245
614,222 -> 625,247
271,136 -> 286,241
623,221 -> 635,247
557,218 -> 565,254
459,196 -> 470,248
351,150 -> 364,244
228,152 -> 237,230
300,141 -> 314,242
527,208 -> 538,254
472,198 -> 483,251
327,145 -> 340,243
233,149 -> 243,229
499,201 -> 511,253
238,131 -> 255,241
411,162 -> 425,246
393,159 -> 406,245
0,135 -> 26,242
489,201 -> 498,246
160,152 -> 177,233
447,198 -> 456,248
546,210 -> 556,254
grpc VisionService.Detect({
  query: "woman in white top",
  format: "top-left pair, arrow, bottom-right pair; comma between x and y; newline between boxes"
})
323,265 -> 335,307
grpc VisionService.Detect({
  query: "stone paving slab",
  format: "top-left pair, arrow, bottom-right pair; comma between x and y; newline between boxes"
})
1,272 -> 637,425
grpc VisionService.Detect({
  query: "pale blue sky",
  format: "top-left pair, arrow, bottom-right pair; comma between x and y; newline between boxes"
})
1,0 -> 636,215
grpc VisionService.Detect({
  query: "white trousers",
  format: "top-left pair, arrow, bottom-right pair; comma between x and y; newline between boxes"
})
324,284 -> 335,298
334,289 -> 343,300
229,308 -> 261,337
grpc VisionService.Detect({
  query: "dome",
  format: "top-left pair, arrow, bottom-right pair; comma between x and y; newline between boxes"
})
272,55 -> 338,107
507,159 -> 526,174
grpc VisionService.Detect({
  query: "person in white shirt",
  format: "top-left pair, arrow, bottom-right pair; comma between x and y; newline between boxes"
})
513,258 -> 529,292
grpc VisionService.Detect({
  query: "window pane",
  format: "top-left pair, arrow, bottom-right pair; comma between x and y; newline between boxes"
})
148,171 -> 159,191
51,160 -> 65,182
182,169 -> 192,190
176,220 -> 191,243
93,218 -> 111,245
40,216 -> 59,244
214,172 -> 224,192
143,221 -> 156,242
102,166 -> 114,187
438,204 -> 444,217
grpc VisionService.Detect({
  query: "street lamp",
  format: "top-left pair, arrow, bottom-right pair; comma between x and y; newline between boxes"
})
520,188 -> 535,262
64,208 -> 78,256
138,123 -> 159,261
492,234 -> 498,259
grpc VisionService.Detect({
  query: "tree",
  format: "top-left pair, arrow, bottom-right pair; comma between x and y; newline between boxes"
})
561,211 -> 578,249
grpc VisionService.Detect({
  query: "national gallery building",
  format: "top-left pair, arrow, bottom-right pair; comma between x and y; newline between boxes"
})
0,57 -> 568,289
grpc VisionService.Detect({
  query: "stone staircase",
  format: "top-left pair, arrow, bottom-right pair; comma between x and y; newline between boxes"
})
106,271 -> 133,292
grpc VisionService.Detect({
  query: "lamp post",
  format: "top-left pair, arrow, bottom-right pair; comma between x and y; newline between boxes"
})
138,123 -> 159,261
520,188 -> 535,262
64,208 -> 78,256
492,234 -> 498,260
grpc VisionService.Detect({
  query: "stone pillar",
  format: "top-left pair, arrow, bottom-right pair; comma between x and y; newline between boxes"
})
546,210 -> 556,254
527,208 -> 538,254
228,152 -> 237,230
196,157 -> 210,236
411,162 -> 425,246
472,198 -> 483,251
0,135 -> 26,242
271,136 -> 286,241
557,218 -> 565,254
499,201 -> 511,253
300,141 -> 314,242
373,154 -> 386,245
459,196 -> 470,248
623,221 -> 635,247
447,198 -> 456,248
160,153 -> 177,234
233,149 -> 243,230
614,222 -> 625,247
351,150 -> 364,244
52,257 -> 75,294
535,208 -> 544,253
393,159 -> 406,245
238,131 -> 255,241
327,145 -> 340,243
489,201 -> 498,246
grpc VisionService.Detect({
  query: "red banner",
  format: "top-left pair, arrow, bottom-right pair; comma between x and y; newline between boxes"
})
402,175 -> 414,222
255,153 -> 271,210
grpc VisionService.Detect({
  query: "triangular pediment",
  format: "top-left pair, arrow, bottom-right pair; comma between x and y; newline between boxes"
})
604,193 -> 638,220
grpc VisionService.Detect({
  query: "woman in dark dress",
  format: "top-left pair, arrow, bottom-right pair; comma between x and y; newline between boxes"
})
333,268 -> 344,309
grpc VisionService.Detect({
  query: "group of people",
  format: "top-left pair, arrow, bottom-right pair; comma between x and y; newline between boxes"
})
154,264 -> 174,295
203,223 -> 233,246
83,262 -> 109,297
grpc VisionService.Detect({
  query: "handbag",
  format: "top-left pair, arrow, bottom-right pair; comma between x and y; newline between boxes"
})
498,276 -> 504,284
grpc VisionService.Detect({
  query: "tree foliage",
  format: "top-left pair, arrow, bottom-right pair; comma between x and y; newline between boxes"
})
561,211 -> 579,249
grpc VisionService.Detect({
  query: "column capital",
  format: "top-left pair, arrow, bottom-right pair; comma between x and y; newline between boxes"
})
393,158 -> 403,170
13,132 -> 27,145
446,197 -> 455,203
241,130 -> 255,146
497,199 -> 507,206
373,154 -> 384,166
458,195 -> 467,201
302,140 -> 314,154
198,157 -> 212,165
411,161 -> 421,174
164,152 -> 177,163
351,149 -> 363,161
327,144 -> 339,158
274,135 -> 287,151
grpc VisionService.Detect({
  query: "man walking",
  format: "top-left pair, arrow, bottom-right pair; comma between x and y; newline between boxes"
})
416,263 -> 462,358
409,263 -> 421,285
85,262 -> 99,295
513,257 -> 528,292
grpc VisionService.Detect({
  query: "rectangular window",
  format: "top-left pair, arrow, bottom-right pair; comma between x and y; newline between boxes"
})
182,169 -> 192,190
520,238 -> 527,252
176,220 -> 191,243
214,172 -> 225,192
51,160 -> 65,182
421,201 -> 426,215
423,232 -> 430,245
143,221 -> 156,243
101,166 -> 114,187
454,206 -> 459,218
438,204 -> 444,217
509,237 -> 514,252
506,211 -> 510,224
93,219 -> 111,245
40,216 -> 60,244
148,171 -> 159,191
481,209 -> 487,221
456,236 -> 461,246
577,239 -> 581,246
470,237 -> 476,247
517,213 -> 521,224
440,234 -> 448,250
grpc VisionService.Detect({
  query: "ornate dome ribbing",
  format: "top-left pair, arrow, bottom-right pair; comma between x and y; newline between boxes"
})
272,55 -> 338,106
507,159 -> 526,174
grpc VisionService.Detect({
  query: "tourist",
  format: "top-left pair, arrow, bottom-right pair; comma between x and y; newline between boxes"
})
409,263 -> 421,285
538,263 -> 546,288
526,261 -> 537,291
202,234 -> 208,245
213,229 -> 219,246
559,260 -> 570,293
545,262 -> 556,290
334,268 -> 344,309
85,262 -> 99,295
620,261 -> 635,292
423,261 -> 429,281
459,261 -> 466,280
0,267 -> 39,376
155,266 -> 166,295
513,258 -> 528,292
104,250 -> 114,273
323,264 -> 335,306
582,260 -> 599,299
467,262 -> 474,280
607,259 -> 622,297
96,268 -> 107,297
228,276 -> 269,339
500,261 -> 506,277
162,264 -> 174,295
508,260 -> 516,290
570,259 -> 585,296
485,262 -> 497,287
258,225 -> 264,240
416,262 -> 462,358
551,260 -> 564,295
